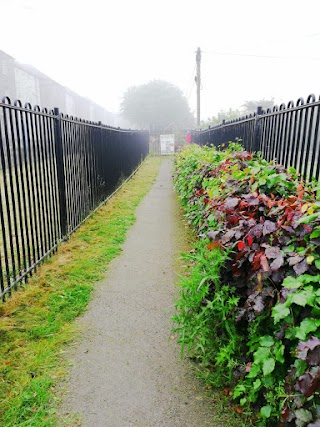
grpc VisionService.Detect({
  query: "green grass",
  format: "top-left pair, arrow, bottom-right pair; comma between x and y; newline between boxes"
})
172,201 -> 249,427
0,156 -> 162,427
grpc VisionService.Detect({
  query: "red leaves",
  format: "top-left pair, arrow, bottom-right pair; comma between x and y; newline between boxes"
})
252,252 -> 264,271
266,198 -> 276,209
297,367 -> 320,398
239,151 -> 252,160
297,183 -> 305,200
206,241 -> 224,251
201,160 -> 316,292
298,191 -> 305,200
252,252 -> 270,273
195,188 -> 204,197
281,405 -> 292,423
303,224 -> 312,234
260,254 -> 270,272
227,215 -> 240,226
237,241 -> 246,251
247,235 -> 253,247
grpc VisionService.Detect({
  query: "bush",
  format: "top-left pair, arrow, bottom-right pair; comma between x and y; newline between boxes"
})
173,143 -> 320,426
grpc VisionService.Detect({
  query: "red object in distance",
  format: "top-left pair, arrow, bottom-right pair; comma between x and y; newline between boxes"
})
185,132 -> 192,143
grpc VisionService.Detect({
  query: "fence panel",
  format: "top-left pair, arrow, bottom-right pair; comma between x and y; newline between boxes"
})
0,98 -> 60,299
0,98 -> 149,300
192,93 -> 320,182
60,117 -> 149,235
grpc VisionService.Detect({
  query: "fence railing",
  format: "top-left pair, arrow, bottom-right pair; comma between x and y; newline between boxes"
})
0,97 -> 149,300
191,94 -> 320,183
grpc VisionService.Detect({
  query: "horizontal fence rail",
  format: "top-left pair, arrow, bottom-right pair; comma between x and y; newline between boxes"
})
0,97 -> 149,300
191,94 -> 320,183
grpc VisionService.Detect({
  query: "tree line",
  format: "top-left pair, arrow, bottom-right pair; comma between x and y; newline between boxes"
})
120,79 -> 274,131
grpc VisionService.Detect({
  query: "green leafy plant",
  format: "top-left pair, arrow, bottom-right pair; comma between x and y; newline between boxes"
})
173,143 -> 320,426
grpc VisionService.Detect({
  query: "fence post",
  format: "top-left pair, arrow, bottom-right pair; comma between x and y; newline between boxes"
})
53,107 -> 68,239
253,106 -> 263,152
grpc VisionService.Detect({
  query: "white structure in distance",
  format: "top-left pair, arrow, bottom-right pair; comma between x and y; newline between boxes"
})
160,134 -> 175,155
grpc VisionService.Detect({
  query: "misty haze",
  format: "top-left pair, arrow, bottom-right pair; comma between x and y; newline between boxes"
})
1,1 -> 320,426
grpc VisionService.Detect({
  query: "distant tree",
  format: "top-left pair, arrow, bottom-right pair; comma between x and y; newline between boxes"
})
200,108 -> 242,128
242,98 -> 275,115
120,80 -> 195,129
200,99 -> 275,129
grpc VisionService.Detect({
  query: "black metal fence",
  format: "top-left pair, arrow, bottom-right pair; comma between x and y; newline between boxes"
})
192,94 -> 320,182
0,97 -> 149,300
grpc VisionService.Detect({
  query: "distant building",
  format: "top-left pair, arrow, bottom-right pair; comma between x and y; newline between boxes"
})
0,50 -> 116,126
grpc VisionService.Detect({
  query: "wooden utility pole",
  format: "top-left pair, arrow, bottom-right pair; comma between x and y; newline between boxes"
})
196,47 -> 201,127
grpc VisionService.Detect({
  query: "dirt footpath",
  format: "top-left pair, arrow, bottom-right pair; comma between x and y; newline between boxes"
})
62,158 -> 218,427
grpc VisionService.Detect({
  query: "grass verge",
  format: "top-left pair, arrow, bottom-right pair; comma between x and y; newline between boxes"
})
0,156 -> 162,427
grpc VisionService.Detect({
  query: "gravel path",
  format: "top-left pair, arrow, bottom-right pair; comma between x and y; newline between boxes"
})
62,158 -> 217,427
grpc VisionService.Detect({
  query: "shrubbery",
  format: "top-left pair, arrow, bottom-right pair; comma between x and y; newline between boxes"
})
173,143 -> 320,426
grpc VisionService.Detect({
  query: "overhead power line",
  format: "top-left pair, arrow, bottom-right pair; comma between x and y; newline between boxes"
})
203,50 -> 320,61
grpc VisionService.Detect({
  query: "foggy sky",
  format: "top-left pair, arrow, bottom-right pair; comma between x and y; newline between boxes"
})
1,0 -> 320,120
